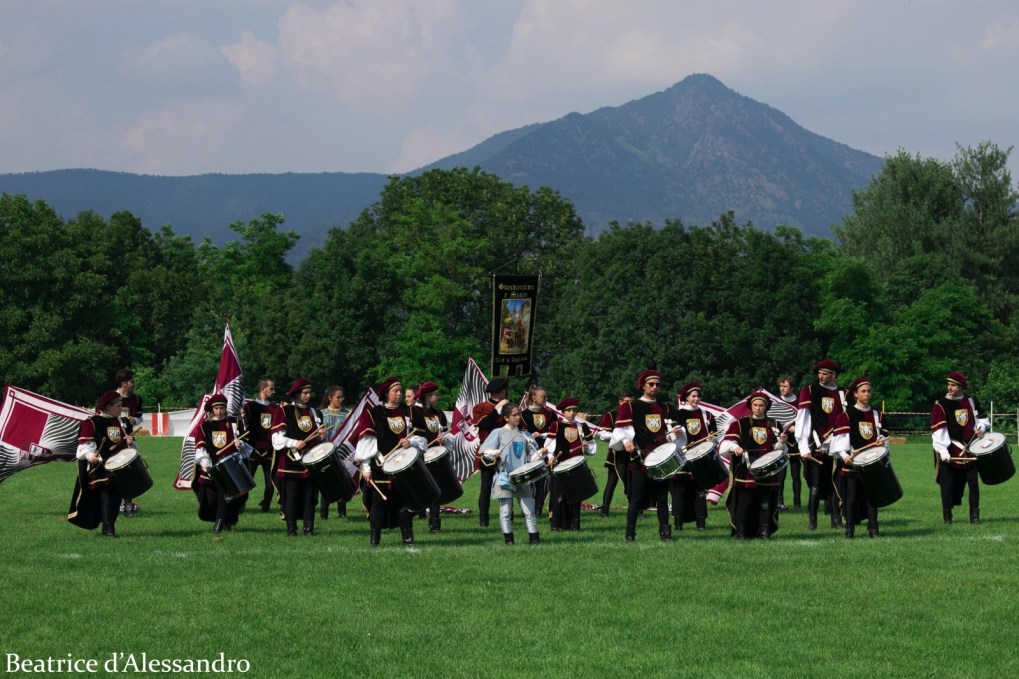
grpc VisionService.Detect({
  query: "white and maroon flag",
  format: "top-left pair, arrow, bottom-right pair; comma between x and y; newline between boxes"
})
0,386 -> 91,484
330,388 -> 381,458
449,358 -> 488,482
174,322 -> 243,490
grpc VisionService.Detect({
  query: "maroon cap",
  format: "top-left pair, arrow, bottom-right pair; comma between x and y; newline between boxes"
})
287,377 -> 312,397
557,397 -> 579,411
96,391 -> 122,413
679,381 -> 702,401
415,381 -> 439,400
745,391 -> 771,411
947,371 -> 968,389
813,359 -> 839,374
377,376 -> 402,398
637,370 -> 662,390
847,377 -> 871,395
204,393 -> 228,412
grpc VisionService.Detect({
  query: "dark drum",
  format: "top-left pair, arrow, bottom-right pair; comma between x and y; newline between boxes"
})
208,451 -> 257,502
104,448 -> 153,499
969,432 -> 1016,486
302,443 -> 357,503
684,439 -> 728,490
852,447 -> 903,508
382,447 -> 441,511
424,446 -> 463,505
552,456 -> 599,504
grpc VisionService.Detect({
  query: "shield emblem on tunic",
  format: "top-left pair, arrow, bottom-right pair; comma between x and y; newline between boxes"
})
533,414 -> 546,430
212,431 -> 228,448
752,427 -> 768,445
955,410 -> 968,426
387,417 -> 406,434
298,415 -> 313,432
858,422 -> 874,440
426,416 -> 440,433
686,419 -> 702,436
821,397 -> 834,414
565,427 -> 579,443
106,427 -> 122,443
645,414 -> 662,433
260,413 -> 273,429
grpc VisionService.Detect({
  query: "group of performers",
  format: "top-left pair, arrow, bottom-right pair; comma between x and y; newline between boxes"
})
66,361 -> 1003,544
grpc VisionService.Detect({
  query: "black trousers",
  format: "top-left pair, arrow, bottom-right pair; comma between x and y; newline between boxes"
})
368,485 -> 413,534
248,451 -> 277,509
601,463 -> 620,512
732,485 -> 777,536
940,463 -> 980,511
842,475 -> 877,529
99,488 -> 121,529
478,465 -> 496,522
282,477 -> 316,524
626,466 -> 669,530
533,477 -> 550,518
670,474 -> 707,527
779,455 -> 803,506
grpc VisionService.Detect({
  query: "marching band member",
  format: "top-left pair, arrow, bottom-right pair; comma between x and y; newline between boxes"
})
720,392 -> 786,540
830,377 -> 884,538
271,378 -> 325,536
609,370 -> 684,542
796,359 -> 846,531
520,385 -> 555,519
354,376 -> 427,547
241,378 -> 281,513
411,381 -> 449,533
597,390 -> 633,517
671,381 -> 714,531
479,404 -> 543,545
115,368 -> 143,517
67,391 -> 134,537
931,371 -> 990,525
776,377 -> 801,510
545,397 -> 596,531
318,385 -> 351,520
472,377 -> 510,528
193,393 -> 253,534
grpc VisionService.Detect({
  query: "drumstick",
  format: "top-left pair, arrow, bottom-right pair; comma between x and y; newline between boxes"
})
216,430 -> 251,456
367,477 -> 388,501
802,454 -> 822,465
850,437 -> 888,456
949,457 -> 977,462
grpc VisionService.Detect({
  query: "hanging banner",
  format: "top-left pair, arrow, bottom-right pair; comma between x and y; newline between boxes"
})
491,274 -> 540,377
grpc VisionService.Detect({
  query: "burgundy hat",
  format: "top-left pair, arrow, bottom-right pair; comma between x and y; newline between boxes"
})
813,359 -> 839,374
415,381 -> 439,400
557,397 -> 579,411
377,376 -> 402,397
96,390 -> 123,413
947,371 -> 968,389
745,391 -> 771,410
287,377 -> 312,397
204,393 -> 228,412
848,377 -> 871,395
485,377 -> 509,394
636,370 -> 662,390
679,381 -> 702,401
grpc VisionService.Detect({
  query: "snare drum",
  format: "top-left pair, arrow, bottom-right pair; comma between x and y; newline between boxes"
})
208,451 -> 257,501
424,446 -> 464,504
852,447 -> 903,507
552,456 -> 599,503
104,448 -> 153,499
382,447 -> 441,511
749,449 -> 787,480
508,459 -> 549,487
684,439 -> 728,489
302,442 -> 357,503
644,443 -> 686,481
969,432 -> 1016,485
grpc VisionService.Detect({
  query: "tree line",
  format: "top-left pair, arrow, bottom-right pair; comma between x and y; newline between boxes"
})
1,142 -> 1016,413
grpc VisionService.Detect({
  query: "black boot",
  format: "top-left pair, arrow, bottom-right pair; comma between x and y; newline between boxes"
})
213,519 -> 225,535
101,522 -> 117,538
370,529 -> 381,547
320,507 -> 329,520
303,521 -> 315,536
337,502 -> 347,518
401,528 -> 414,545
845,525 -> 855,539
868,524 -> 879,538
625,525 -> 636,542
735,524 -> 747,540
759,511 -> 772,540
429,520 -> 441,534
286,520 -> 297,536
807,487 -> 819,531
529,532 -> 540,544
696,516 -> 706,531
503,532 -> 515,545
479,513 -> 489,528
970,508 -> 981,525
659,524 -> 673,542
943,509 -> 953,524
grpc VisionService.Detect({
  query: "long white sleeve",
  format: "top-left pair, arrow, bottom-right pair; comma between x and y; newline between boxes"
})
355,434 -> 379,473
76,441 -> 97,460
609,425 -> 634,451
795,407 -> 812,456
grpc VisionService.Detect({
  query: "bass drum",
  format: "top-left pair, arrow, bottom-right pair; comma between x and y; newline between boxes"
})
643,443 -> 686,481
969,432 -> 1016,486
424,446 -> 463,504
302,442 -> 358,503
104,448 -> 154,499
209,451 -> 257,501
552,456 -> 599,504
382,447 -> 441,511
684,439 -> 728,489
749,449 -> 787,480
852,447 -> 903,508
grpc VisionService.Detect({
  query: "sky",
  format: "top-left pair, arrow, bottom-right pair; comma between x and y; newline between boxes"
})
1,1 -> 1017,178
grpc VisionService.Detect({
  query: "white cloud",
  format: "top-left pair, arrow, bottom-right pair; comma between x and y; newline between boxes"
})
120,98 -> 243,174
221,31 -> 279,86
980,16 -> 1019,51
121,31 -> 222,80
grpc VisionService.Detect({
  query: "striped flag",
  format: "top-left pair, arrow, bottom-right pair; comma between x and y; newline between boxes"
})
173,322 -> 242,490
449,358 -> 488,482
0,385 -> 91,484
330,388 -> 381,458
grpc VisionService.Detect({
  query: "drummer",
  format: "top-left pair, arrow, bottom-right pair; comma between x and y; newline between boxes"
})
241,378 -> 281,513
271,378 -> 326,536
720,392 -> 786,540
410,381 -> 450,534
193,393 -> 253,534
67,391 -> 134,537
545,398 -> 596,532
830,377 -> 884,538
596,390 -> 633,517
354,376 -> 427,547
521,385 -> 556,520
609,370 -> 685,542
670,381 -> 715,532
318,385 -> 351,520
931,370 -> 990,525
479,404 -> 544,545
796,359 -> 846,531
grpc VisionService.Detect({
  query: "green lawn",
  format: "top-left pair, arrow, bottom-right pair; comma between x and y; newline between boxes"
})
2,438 -> 1018,678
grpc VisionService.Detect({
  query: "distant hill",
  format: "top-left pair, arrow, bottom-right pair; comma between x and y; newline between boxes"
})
0,74 -> 883,254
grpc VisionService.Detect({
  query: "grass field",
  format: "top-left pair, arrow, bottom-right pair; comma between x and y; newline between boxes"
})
2,437 -> 1018,678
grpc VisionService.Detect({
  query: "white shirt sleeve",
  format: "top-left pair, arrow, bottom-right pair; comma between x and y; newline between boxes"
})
76,441 -> 97,460
795,407 -> 812,456
355,433 -> 379,474
830,431 -> 851,461
719,438 -> 739,456
609,425 -> 634,451
932,428 -> 951,458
